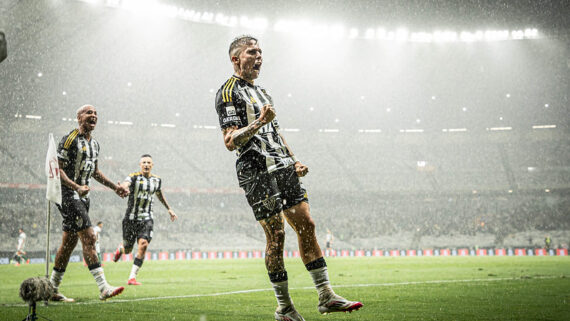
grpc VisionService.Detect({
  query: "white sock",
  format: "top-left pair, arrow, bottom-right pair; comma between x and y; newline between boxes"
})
129,264 -> 140,280
50,269 -> 65,291
90,267 -> 108,291
272,280 -> 293,310
309,266 -> 334,300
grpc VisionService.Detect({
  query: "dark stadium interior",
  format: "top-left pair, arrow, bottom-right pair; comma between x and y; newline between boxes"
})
1,0 -> 569,254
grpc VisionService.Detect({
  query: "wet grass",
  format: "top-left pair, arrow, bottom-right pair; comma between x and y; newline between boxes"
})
1,256 -> 569,320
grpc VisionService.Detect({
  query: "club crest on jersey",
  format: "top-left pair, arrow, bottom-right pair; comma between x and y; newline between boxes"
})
262,197 -> 278,211
250,96 -> 257,104
226,106 -> 236,116
82,146 -> 87,151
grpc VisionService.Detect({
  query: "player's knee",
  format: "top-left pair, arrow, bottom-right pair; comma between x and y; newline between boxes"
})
301,218 -> 316,235
124,247 -> 133,254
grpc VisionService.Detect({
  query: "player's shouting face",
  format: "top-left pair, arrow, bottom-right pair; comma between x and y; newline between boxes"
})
139,156 -> 154,176
234,40 -> 262,82
77,105 -> 98,132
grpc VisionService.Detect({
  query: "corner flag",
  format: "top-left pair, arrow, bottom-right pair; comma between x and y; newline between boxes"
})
45,133 -> 62,205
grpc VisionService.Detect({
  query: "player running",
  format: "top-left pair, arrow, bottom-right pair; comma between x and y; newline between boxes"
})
113,154 -> 177,285
51,104 -> 128,302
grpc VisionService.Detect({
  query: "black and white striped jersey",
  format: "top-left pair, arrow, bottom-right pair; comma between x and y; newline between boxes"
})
215,75 -> 295,173
57,129 -> 100,199
124,172 -> 162,221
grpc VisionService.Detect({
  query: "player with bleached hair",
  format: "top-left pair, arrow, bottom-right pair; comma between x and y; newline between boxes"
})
51,104 -> 128,302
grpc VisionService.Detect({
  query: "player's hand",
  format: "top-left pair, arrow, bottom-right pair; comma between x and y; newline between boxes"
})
258,104 -> 275,125
294,162 -> 309,177
115,182 -> 129,198
76,185 -> 90,197
168,209 -> 178,222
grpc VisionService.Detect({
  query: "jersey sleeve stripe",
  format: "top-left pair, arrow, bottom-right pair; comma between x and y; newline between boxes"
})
63,129 -> 79,149
221,78 -> 232,102
222,77 -> 237,103
228,78 -> 237,102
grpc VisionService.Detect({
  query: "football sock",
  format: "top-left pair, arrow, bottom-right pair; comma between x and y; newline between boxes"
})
269,271 -> 292,309
306,258 -> 334,300
129,257 -> 144,279
50,267 -> 65,291
88,263 -> 108,291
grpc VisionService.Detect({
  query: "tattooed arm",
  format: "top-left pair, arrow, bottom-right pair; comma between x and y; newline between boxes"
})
222,104 -> 275,151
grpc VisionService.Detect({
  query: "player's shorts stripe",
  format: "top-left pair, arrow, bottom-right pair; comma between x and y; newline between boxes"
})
64,129 -> 78,149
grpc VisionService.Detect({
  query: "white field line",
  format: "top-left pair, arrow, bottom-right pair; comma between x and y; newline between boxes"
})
3,275 -> 559,307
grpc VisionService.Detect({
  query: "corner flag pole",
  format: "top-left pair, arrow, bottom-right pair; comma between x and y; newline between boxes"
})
45,201 -> 51,279
45,133 -> 62,283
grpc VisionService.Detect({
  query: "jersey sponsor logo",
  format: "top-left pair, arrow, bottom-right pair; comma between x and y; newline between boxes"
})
137,190 -> 151,200
226,106 -> 236,116
223,116 -> 240,123
81,159 -> 95,173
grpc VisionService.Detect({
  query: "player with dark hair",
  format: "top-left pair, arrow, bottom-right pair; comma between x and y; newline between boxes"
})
51,104 -> 129,302
215,35 -> 362,320
93,221 -> 104,263
11,228 -> 27,265
112,154 -> 177,285
325,228 -> 334,255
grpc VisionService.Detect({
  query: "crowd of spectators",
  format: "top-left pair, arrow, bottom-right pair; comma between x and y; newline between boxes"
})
1,188 -> 568,252
1,120 -> 568,252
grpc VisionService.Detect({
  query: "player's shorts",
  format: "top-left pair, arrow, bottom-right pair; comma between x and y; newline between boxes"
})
56,197 -> 92,233
122,218 -> 154,249
237,163 -> 308,221
326,241 -> 331,249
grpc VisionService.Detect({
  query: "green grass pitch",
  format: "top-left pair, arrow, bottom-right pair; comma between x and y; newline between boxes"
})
1,257 -> 569,320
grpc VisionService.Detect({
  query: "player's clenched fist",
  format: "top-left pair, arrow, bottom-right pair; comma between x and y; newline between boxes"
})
259,104 -> 275,125
76,185 -> 90,197
115,182 -> 129,198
